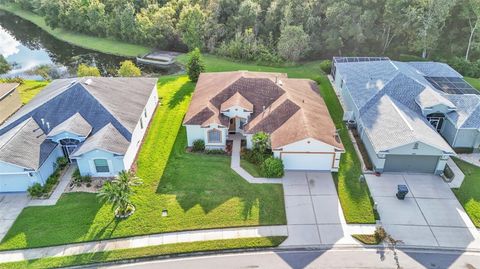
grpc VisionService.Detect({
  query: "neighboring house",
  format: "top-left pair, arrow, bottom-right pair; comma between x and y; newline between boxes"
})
183,71 -> 344,171
332,57 -> 480,174
0,83 -> 21,124
0,77 -> 158,192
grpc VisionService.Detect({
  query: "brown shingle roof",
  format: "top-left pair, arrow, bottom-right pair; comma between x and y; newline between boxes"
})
220,92 -> 253,112
184,71 -> 343,150
0,83 -> 19,100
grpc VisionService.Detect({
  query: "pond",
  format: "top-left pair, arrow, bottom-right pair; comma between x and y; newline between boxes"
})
0,11 -> 178,80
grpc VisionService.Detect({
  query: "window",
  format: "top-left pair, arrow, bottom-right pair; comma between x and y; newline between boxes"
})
208,129 -> 222,143
140,118 -> 144,129
94,159 -> 109,173
413,143 -> 419,150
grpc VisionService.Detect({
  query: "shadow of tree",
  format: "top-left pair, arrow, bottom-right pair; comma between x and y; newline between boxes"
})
168,80 -> 194,108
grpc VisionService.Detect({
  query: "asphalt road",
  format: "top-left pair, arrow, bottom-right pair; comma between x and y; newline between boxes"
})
98,248 -> 480,269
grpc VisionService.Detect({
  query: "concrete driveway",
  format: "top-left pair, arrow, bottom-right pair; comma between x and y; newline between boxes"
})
366,173 -> 480,249
0,193 -> 29,240
280,172 -> 365,247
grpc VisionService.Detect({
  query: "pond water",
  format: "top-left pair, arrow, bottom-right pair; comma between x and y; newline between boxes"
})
0,11 -> 177,80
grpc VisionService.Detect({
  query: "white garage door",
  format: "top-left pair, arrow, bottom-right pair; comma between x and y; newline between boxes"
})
0,174 -> 32,192
281,153 -> 334,171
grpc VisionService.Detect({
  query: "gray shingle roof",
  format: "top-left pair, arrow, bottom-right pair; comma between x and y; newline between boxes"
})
445,94 -> 480,128
71,123 -> 130,156
0,118 -> 57,170
48,112 -> 92,137
407,62 -> 463,77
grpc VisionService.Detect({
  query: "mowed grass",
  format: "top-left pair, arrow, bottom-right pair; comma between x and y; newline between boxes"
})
240,159 -> 262,178
465,77 -> 480,92
0,75 -> 285,250
1,237 -> 286,269
16,80 -> 49,104
452,158 -> 480,227
179,55 -> 375,223
0,3 -> 150,57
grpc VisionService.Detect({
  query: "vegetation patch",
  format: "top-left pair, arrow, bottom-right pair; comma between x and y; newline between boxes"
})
0,79 -> 48,104
465,77 -> 480,92
452,158 -> 480,228
351,234 -> 381,245
1,237 -> 286,269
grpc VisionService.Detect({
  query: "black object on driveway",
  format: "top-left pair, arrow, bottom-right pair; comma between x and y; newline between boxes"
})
396,184 -> 409,200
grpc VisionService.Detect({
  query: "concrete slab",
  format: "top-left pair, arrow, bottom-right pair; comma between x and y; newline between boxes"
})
311,195 -> 344,224
0,193 -> 29,241
306,172 -> 337,195
284,196 -> 316,225
383,225 -> 438,247
317,224 -> 358,245
282,172 -> 308,185
374,197 -> 427,225
416,198 -> 474,228
404,174 -> 455,199
431,227 -> 480,248
281,225 -> 321,246
365,174 -> 411,198
283,182 -> 310,196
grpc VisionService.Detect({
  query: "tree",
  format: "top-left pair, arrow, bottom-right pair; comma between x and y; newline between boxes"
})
77,64 -> 101,77
406,0 -> 456,58
0,55 -> 11,74
178,4 -> 206,50
135,4 -> 176,47
277,25 -> 309,62
97,170 -> 142,217
117,60 -> 141,77
186,48 -> 205,82
235,0 -> 261,33
252,132 -> 270,154
461,0 -> 480,60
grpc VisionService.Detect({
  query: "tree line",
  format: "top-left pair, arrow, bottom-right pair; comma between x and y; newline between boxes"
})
7,0 -> 480,65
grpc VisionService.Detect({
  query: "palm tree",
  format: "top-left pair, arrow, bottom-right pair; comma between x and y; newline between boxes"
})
97,170 -> 142,217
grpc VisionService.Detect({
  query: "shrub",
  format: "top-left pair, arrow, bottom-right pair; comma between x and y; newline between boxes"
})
446,57 -> 480,78
320,60 -> 332,74
192,139 -> 205,152
252,132 -> 270,155
261,157 -> 284,178
374,226 -> 387,242
77,64 -> 100,77
28,183 -> 44,198
242,148 -> 268,165
186,48 -> 206,82
204,149 -> 225,155
72,168 -> 82,182
117,60 -> 141,77
56,157 -> 68,170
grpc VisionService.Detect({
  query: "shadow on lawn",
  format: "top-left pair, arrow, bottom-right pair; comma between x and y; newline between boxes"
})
168,80 -> 194,108
156,125 -> 284,224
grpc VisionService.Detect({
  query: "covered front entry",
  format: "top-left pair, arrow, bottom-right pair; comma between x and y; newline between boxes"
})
384,155 -> 440,173
281,152 -> 334,171
59,138 -> 80,162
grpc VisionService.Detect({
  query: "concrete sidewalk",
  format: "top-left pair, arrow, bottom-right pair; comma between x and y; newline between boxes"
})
0,226 -> 288,263
0,194 -> 29,242
28,164 -> 76,207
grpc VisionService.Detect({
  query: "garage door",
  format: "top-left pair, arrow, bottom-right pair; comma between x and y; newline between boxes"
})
0,174 -> 32,192
384,155 -> 439,173
281,153 -> 333,171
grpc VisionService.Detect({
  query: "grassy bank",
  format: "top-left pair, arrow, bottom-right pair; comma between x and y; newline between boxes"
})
465,77 -> 480,92
452,158 -> 480,228
0,3 -> 150,57
1,237 -> 286,269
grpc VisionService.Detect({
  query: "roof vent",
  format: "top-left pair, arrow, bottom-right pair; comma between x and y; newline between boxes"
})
278,80 -> 283,86
84,78 -> 93,85
40,118 -> 45,126
69,80 -> 76,86
46,122 -> 50,132
262,105 -> 266,112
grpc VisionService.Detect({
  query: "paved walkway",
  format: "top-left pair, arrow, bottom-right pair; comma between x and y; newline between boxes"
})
0,226 -> 288,263
28,164 -> 76,206
446,158 -> 465,188
0,193 -> 29,241
458,153 -> 480,167
280,171 -> 375,247
230,135 -> 282,184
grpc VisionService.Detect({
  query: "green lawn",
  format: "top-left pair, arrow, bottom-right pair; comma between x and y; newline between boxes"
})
15,80 -> 49,104
465,77 -> 480,92
1,237 -> 286,269
0,3 -> 150,57
240,159 -> 262,178
180,54 -> 375,223
452,158 -> 480,228
0,75 -> 286,250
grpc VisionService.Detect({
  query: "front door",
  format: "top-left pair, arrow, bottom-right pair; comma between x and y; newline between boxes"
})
59,138 -> 80,162
229,118 -> 236,134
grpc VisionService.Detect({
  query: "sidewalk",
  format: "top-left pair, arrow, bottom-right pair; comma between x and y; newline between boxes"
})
0,226 -> 288,263
446,158 -> 465,188
230,135 -> 282,184
457,153 -> 480,167
28,164 -> 76,206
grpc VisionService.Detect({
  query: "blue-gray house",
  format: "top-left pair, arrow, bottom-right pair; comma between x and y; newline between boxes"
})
332,57 -> 480,174
0,77 -> 158,192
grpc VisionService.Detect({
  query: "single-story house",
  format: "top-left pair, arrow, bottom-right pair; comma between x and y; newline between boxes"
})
332,57 -> 480,174
183,71 -> 344,171
0,83 -> 21,124
0,77 -> 158,192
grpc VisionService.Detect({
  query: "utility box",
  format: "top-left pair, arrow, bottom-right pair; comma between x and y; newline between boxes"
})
396,184 -> 408,200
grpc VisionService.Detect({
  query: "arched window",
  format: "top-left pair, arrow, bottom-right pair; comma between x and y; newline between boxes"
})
207,129 -> 222,143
